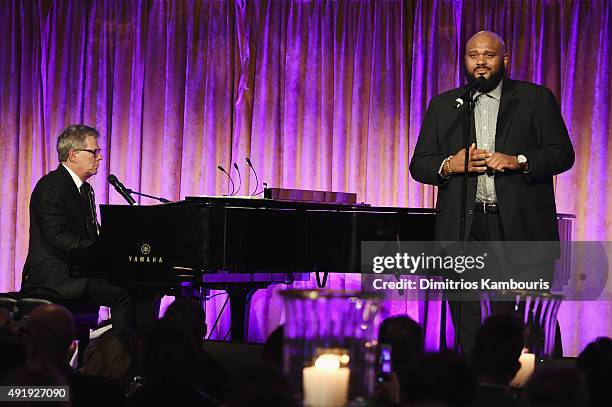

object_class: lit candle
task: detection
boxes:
[511,349,535,387]
[303,353,350,407]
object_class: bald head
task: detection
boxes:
[25,304,75,363]
[466,31,507,55]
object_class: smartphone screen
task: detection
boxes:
[376,343,392,383]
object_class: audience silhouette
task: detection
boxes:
[0,301,609,407]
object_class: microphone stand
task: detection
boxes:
[454,90,477,352]
[125,189,172,203]
[459,95,475,250]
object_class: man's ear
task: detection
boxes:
[67,149,77,162]
[503,54,509,69]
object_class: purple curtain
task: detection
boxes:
[1,0,611,355]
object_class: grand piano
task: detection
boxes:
[71,189,573,341]
[70,190,436,340]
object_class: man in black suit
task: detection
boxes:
[21,124,135,329]
[409,31,574,351]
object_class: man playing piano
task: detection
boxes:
[21,125,136,329]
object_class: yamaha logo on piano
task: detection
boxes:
[128,243,163,263]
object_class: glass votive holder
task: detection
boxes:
[280,289,382,404]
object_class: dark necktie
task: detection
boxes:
[80,182,99,240]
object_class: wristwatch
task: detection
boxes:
[517,154,528,170]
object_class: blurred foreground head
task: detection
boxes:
[576,336,612,407]
[24,304,75,364]
[472,313,524,385]
[402,351,476,407]
[378,315,424,369]
[81,328,140,389]
[225,363,298,407]
[163,297,206,342]
[524,366,588,407]
[140,318,202,388]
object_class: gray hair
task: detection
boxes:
[56,124,99,162]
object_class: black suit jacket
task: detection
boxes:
[21,165,95,299]
[409,79,574,244]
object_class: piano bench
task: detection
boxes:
[15,296,100,367]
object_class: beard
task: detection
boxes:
[464,62,505,93]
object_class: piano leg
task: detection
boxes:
[226,286,253,342]
[202,275,308,342]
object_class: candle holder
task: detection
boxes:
[280,289,382,404]
[479,290,564,358]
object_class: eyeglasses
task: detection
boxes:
[75,148,102,157]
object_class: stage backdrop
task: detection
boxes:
[1,0,611,355]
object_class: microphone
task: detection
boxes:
[453,76,486,109]
[217,165,235,196]
[245,157,259,196]
[107,174,136,205]
[232,163,242,196]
